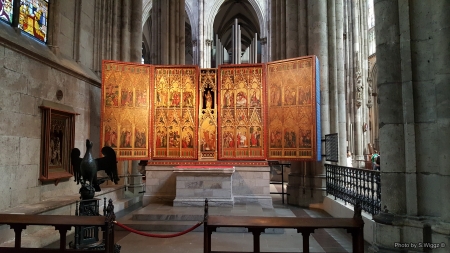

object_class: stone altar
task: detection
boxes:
[143,163,273,209]
[173,166,234,207]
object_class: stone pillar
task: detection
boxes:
[128,160,144,194]
[73,0,81,63]
[280,0,286,59]
[151,0,185,65]
[120,0,130,62]
[286,0,298,58]
[336,0,347,166]
[298,0,307,56]
[290,0,328,206]
[275,0,281,60]
[111,0,120,60]
[328,0,338,136]
[178,0,185,65]
[371,0,407,250]
[308,0,329,142]
[371,0,450,252]
[270,0,276,61]
[198,0,205,67]
[352,0,363,167]
[47,0,60,55]
[130,0,142,63]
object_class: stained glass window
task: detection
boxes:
[0,0,14,23]
[18,0,49,42]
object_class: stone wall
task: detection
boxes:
[0,0,100,211]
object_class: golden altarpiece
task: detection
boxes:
[100,56,321,163]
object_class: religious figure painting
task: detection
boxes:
[101,61,151,160]
[218,64,266,160]
[266,56,319,160]
[152,66,198,159]
[135,89,148,107]
[198,69,218,160]
[105,84,119,107]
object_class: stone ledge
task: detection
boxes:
[173,165,235,174]
[173,198,234,207]
[0,185,125,215]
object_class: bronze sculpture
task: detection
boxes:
[71,139,120,195]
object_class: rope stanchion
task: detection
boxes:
[113,220,203,238]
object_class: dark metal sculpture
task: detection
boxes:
[70,139,120,194]
[81,139,97,187]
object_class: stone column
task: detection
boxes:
[270,0,276,61]
[352,0,363,167]
[120,0,130,62]
[198,0,205,67]
[111,0,120,60]
[328,0,338,136]
[371,0,406,250]
[127,160,144,194]
[286,0,298,58]
[280,0,286,59]
[308,0,329,141]
[151,0,185,65]
[275,0,281,60]
[371,0,450,252]
[47,0,60,55]
[298,0,307,56]
[130,0,142,63]
[179,0,185,65]
[73,0,81,63]
[433,0,450,248]
[336,0,347,166]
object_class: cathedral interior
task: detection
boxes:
[0,0,449,252]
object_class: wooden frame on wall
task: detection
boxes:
[39,101,78,185]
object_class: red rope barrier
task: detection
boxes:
[113,220,203,238]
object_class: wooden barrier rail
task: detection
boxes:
[203,200,364,253]
[0,210,116,253]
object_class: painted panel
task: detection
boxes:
[199,69,218,160]
[101,61,151,160]
[152,66,199,160]
[218,64,266,160]
[266,56,319,161]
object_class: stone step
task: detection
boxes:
[117,213,284,234]
[116,219,284,234]
[132,213,204,221]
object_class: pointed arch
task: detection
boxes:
[205,0,266,41]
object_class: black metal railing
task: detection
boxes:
[325,164,381,215]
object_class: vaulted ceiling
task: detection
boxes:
[213,0,260,53]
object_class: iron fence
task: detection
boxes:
[325,164,381,215]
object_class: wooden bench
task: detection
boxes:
[0,199,117,253]
[203,199,364,253]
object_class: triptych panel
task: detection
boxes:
[218,64,266,160]
[101,61,151,160]
[100,58,320,162]
[198,69,218,160]
[266,56,319,161]
[152,66,199,160]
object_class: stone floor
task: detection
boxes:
[44,184,371,252]
[110,184,371,253]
